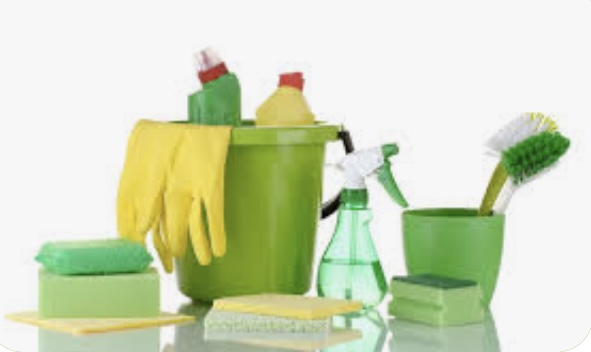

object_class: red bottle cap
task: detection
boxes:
[279,72,304,91]
[198,62,229,84]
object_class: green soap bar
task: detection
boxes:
[391,275,483,307]
[39,268,160,318]
[388,275,484,326]
[39,327,160,352]
[36,238,153,275]
[388,298,484,326]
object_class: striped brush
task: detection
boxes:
[478,119,570,216]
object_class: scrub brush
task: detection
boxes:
[486,112,557,156]
[478,130,570,215]
[478,113,559,216]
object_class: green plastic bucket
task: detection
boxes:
[176,122,345,302]
[402,208,505,306]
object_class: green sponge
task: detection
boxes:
[39,268,160,318]
[35,238,153,275]
[389,275,484,326]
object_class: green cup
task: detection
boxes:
[402,208,505,306]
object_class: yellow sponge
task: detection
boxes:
[212,294,363,320]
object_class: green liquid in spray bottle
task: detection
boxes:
[317,145,408,308]
[317,195,388,308]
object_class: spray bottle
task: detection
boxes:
[317,144,408,308]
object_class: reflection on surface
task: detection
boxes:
[322,309,387,352]
[38,327,160,352]
[176,303,362,352]
[388,310,501,352]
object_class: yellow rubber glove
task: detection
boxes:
[162,125,232,266]
[117,120,183,244]
[149,220,172,273]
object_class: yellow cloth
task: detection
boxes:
[5,311,194,335]
[117,120,232,272]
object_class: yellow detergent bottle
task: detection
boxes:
[255,72,315,126]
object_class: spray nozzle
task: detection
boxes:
[341,143,408,208]
[377,144,408,208]
[382,144,399,158]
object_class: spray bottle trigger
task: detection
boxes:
[382,144,399,158]
[377,160,409,208]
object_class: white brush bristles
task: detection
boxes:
[486,113,557,157]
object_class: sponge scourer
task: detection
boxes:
[204,309,331,334]
[213,294,363,320]
[39,268,160,318]
[35,238,153,275]
[204,294,362,336]
[389,275,484,326]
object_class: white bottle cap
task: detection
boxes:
[195,47,223,72]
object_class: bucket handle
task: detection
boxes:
[321,129,355,219]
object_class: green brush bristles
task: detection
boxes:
[502,132,570,184]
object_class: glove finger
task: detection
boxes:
[117,121,151,242]
[152,218,174,273]
[123,120,182,245]
[203,177,226,258]
[164,191,191,258]
[189,199,212,266]
[138,190,165,241]
[117,196,141,242]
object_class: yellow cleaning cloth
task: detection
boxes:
[213,294,363,320]
[117,120,231,271]
[5,311,194,335]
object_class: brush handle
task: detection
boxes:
[492,180,517,214]
[478,163,509,216]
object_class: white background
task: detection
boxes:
[1,0,590,351]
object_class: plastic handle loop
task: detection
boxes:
[321,130,355,219]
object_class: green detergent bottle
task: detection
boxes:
[317,144,408,308]
[188,47,241,126]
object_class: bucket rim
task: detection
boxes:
[232,120,341,145]
[172,120,342,145]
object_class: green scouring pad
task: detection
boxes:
[389,275,485,326]
[35,238,153,275]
